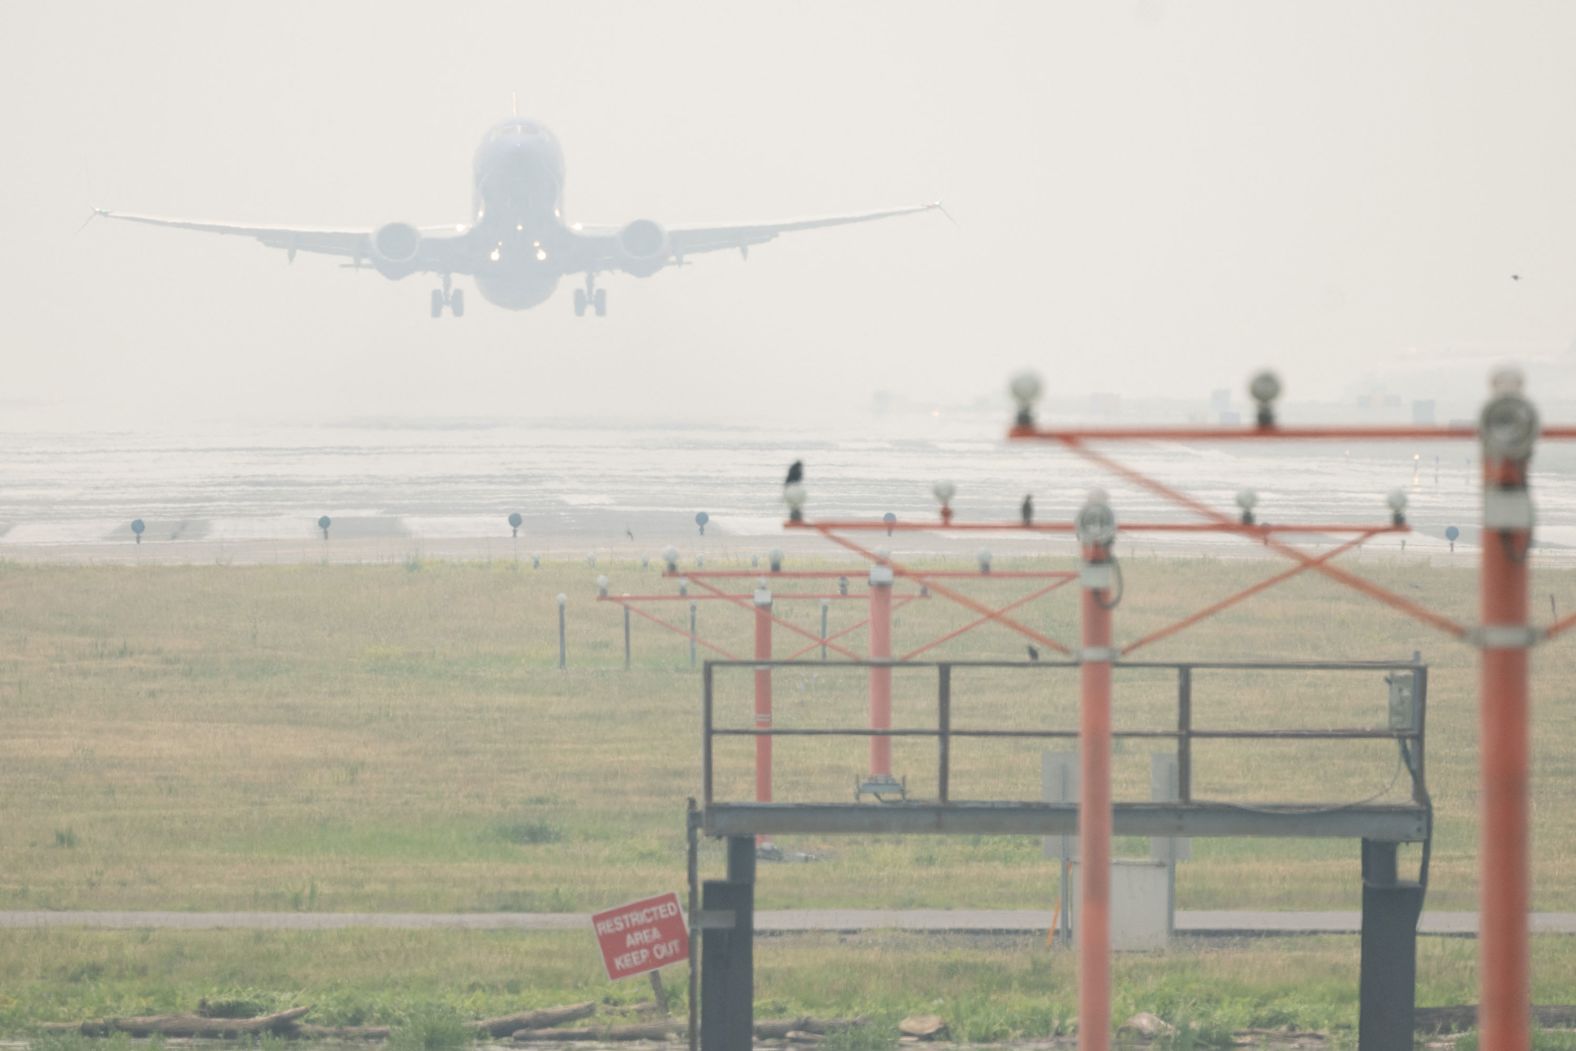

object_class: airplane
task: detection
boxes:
[93,117,942,318]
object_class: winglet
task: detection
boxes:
[74,208,107,237]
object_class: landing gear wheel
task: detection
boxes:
[593,288,607,317]
[430,289,444,319]
[574,289,588,317]
[450,289,465,318]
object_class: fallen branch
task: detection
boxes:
[1416,1005,1576,1033]
[473,1003,597,1037]
[43,1006,313,1039]
[514,1022,683,1042]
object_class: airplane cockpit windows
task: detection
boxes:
[490,122,539,141]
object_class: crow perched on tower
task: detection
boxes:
[785,460,804,486]
[1026,644,1040,662]
[1021,494,1034,526]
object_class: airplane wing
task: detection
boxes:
[666,202,944,256]
[90,209,473,272]
[566,202,943,272]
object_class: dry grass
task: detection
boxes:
[0,554,1573,916]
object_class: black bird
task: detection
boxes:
[626,527,635,541]
[1021,494,1034,526]
[785,460,804,485]
[1026,644,1040,662]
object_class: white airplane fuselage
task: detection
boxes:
[467,119,569,310]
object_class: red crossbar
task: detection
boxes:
[816,528,1073,656]
[688,577,864,660]
[1064,440,1470,641]
[899,577,1074,662]
[607,598,742,660]
[1120,531,1380,656]
[788,519,1401,535]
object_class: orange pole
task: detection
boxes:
[869,564,894,779]
[1480,451,1532,1051]
[754,586,774,848]
[1078,538,1113,1051]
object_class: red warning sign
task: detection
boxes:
[591,892,689,980]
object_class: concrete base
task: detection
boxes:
[1066,860,1172,950]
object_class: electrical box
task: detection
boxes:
[1387,671,1418,733]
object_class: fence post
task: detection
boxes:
[754,585,774,847]
[820,598,830,662]
[937,664,951,803]
[623,605,632,670]
[689,601,698,669]
[867,563,895,785]
[556,594,567,670]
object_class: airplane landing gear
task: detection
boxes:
[575,274,607,317]
[431,275,463,318]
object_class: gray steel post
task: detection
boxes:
[689,602,698,669]
[700,837,756,1051]
[1358,839,1422,1051]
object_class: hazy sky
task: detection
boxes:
[3,1,1575,429]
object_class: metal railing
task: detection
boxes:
[701,657,1428,808]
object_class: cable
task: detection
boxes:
[1207,749,1405,817]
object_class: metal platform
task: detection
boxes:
[690,657,1433,1051]
[702,800,1429,841]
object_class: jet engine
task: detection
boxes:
[616,219,670,277]
[369,221,423,277]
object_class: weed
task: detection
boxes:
[52,829,77,849]
[494,820,563,845]
[388,1005,470,1051]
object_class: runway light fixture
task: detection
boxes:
[556,592,567,608]
[784,482,808,522]
[1249,370,1283,428]
[838,575,849,596]
[883,512,897,536]
[769,548,784,573]
[695,511,710,536]
[131,519,145,544]
[933,480,957,523]
[508,511,523,538]
[1481,368,1539,463]
[662,546,680,573]
[1236,489,1258,526]
[1010,371,1043,428]
[318,515,332,540]
[977,548,992,574]
[1386,488,1409,527]
[1075,488,1118,548]
[596,575,609,598]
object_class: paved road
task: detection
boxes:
[2,909,1574,935]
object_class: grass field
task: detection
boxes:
[1,553,1575,1036]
